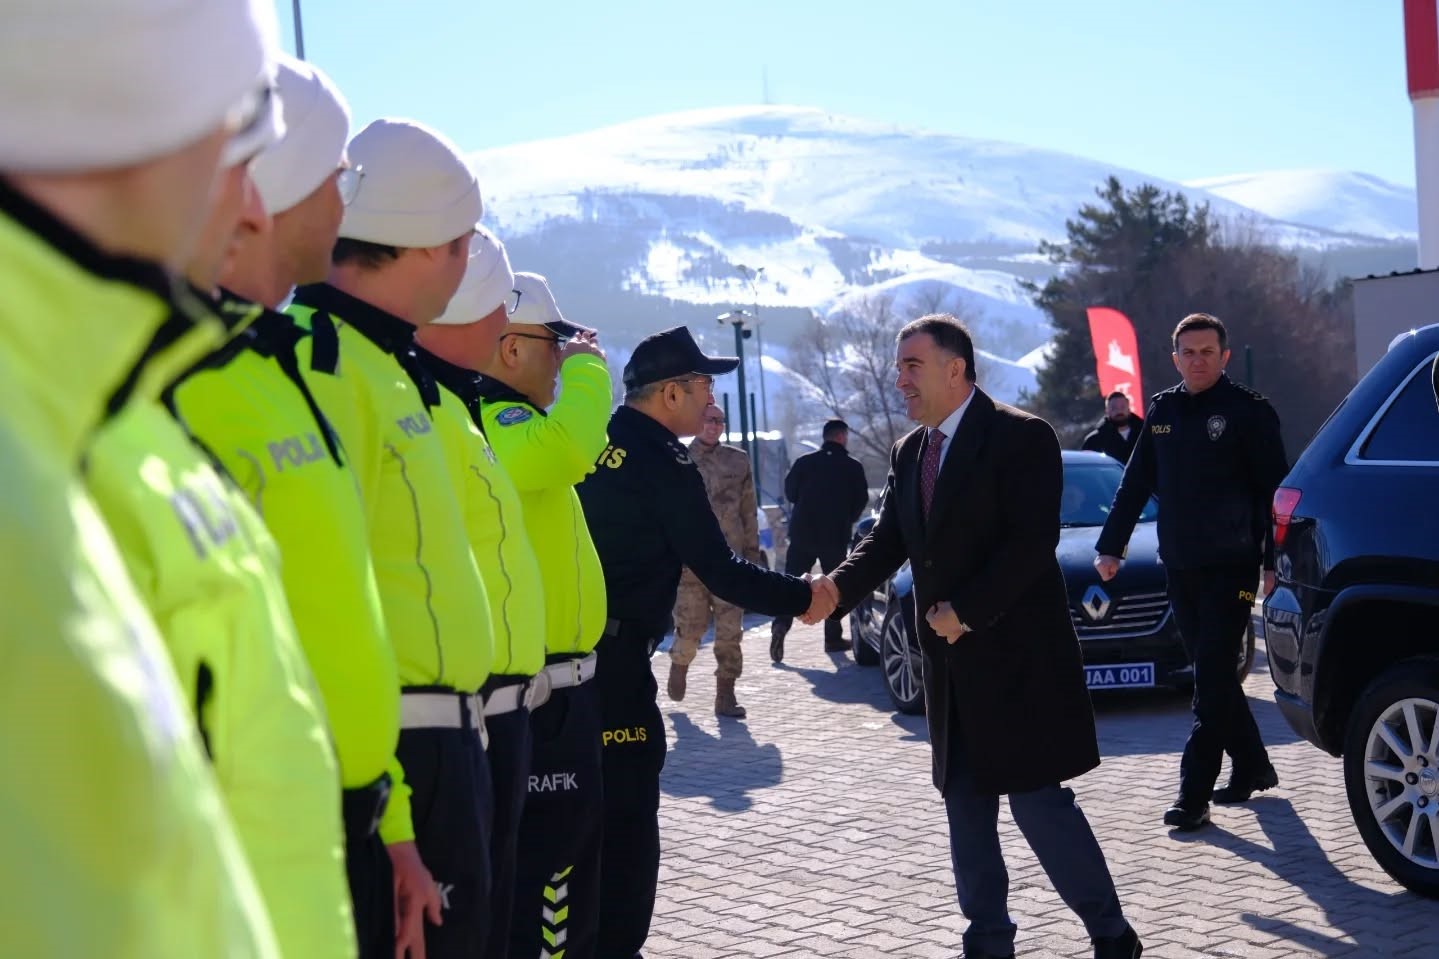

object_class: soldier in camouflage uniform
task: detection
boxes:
[667,405,761,718]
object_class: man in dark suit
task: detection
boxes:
[1081,392,1144,463]
[770,418,870,661]
[806,314,1141,959]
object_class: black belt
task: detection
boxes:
[342,772,391,844]
[603,617,663,655]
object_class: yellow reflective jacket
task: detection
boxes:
[421,349,546,678]
[0,179,279,957]
[172,294,402,795]
[474,354,610,655]
[288,284,494,694]
[289,285,493,846]
[85,301,354,958]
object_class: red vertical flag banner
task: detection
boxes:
[1086,307,1144,416]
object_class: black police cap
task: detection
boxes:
[623,326,739,390]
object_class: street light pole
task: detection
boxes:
[717,310,753,460]
[736,264,769,431]
[292,0,307,57]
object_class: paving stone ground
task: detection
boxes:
[644,619,1439,958]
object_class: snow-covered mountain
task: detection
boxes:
[472,106,1417,412]
[1185,169,1417,241]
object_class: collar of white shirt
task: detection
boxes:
[931,387,975,466]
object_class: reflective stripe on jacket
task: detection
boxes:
[475,354,610,655]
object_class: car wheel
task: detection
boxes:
[848,590,883,667]
[1237,620,1257,681]
[881,601,924,715]
[1341,656,1439,899]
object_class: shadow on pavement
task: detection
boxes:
[1170,796,1439,954]
[888,709,929,743]
[1090,646,1302,758]
[659,711,782,814]
[769,656,894,711]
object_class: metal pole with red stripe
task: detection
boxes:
[1404,0,1439,268]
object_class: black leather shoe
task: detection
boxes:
[961,950,1014,959]
[1163,801,1211,831]
[769,631,785,664]
[823,634,848,653]
[1212,764,1279,804]
[1093,924,1143,959]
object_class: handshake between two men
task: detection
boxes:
[797,575,971,643]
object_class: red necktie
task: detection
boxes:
[921,427,946,517]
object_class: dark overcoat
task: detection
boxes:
[831,390,1100,795]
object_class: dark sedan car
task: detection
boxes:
[849,450,1255,713]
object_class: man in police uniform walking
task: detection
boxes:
[667,404,763,718]
[577,326,819,958]
[1095,313,1289,832]
[474,271,610,958]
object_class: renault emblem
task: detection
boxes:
[1081,584,1111,621]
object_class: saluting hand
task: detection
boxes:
[387,840,443,959]
[926,601,967,643]
[560,330,605,362]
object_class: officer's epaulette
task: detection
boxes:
[1229,379,1270,403]
[1148,384,1183,406]
[666,438,694,466]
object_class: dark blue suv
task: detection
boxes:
[1263,324,1439,898]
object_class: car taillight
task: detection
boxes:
[1273,487,1302,549]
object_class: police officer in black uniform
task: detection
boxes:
[577,326,815,958]
[1095,312,1290,832]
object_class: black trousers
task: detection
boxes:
[481,677,533,959]
[395,717,494,959]
[343,775,395,959]
[510,665,604,959]
[595,634,667,959]
[1167,565,1270,803]
[772,539,846,641]
[942,694,1127,956]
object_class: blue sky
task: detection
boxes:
[276,0,1415,185]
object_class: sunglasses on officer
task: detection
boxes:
[667,374,715,395]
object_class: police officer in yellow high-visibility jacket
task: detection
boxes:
[0,3,282,941]
[169,54,404,959]
[474,271,611,959]
[416,228,548,959]
[289,117,499,959]
[85,105,356,959]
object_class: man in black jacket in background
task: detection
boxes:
[770,419,869,661]
[1082,392,1144,463]
[1096,313,1289,833]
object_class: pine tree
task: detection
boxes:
[1027,177,1355,453]
[1026,177,1212,443]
